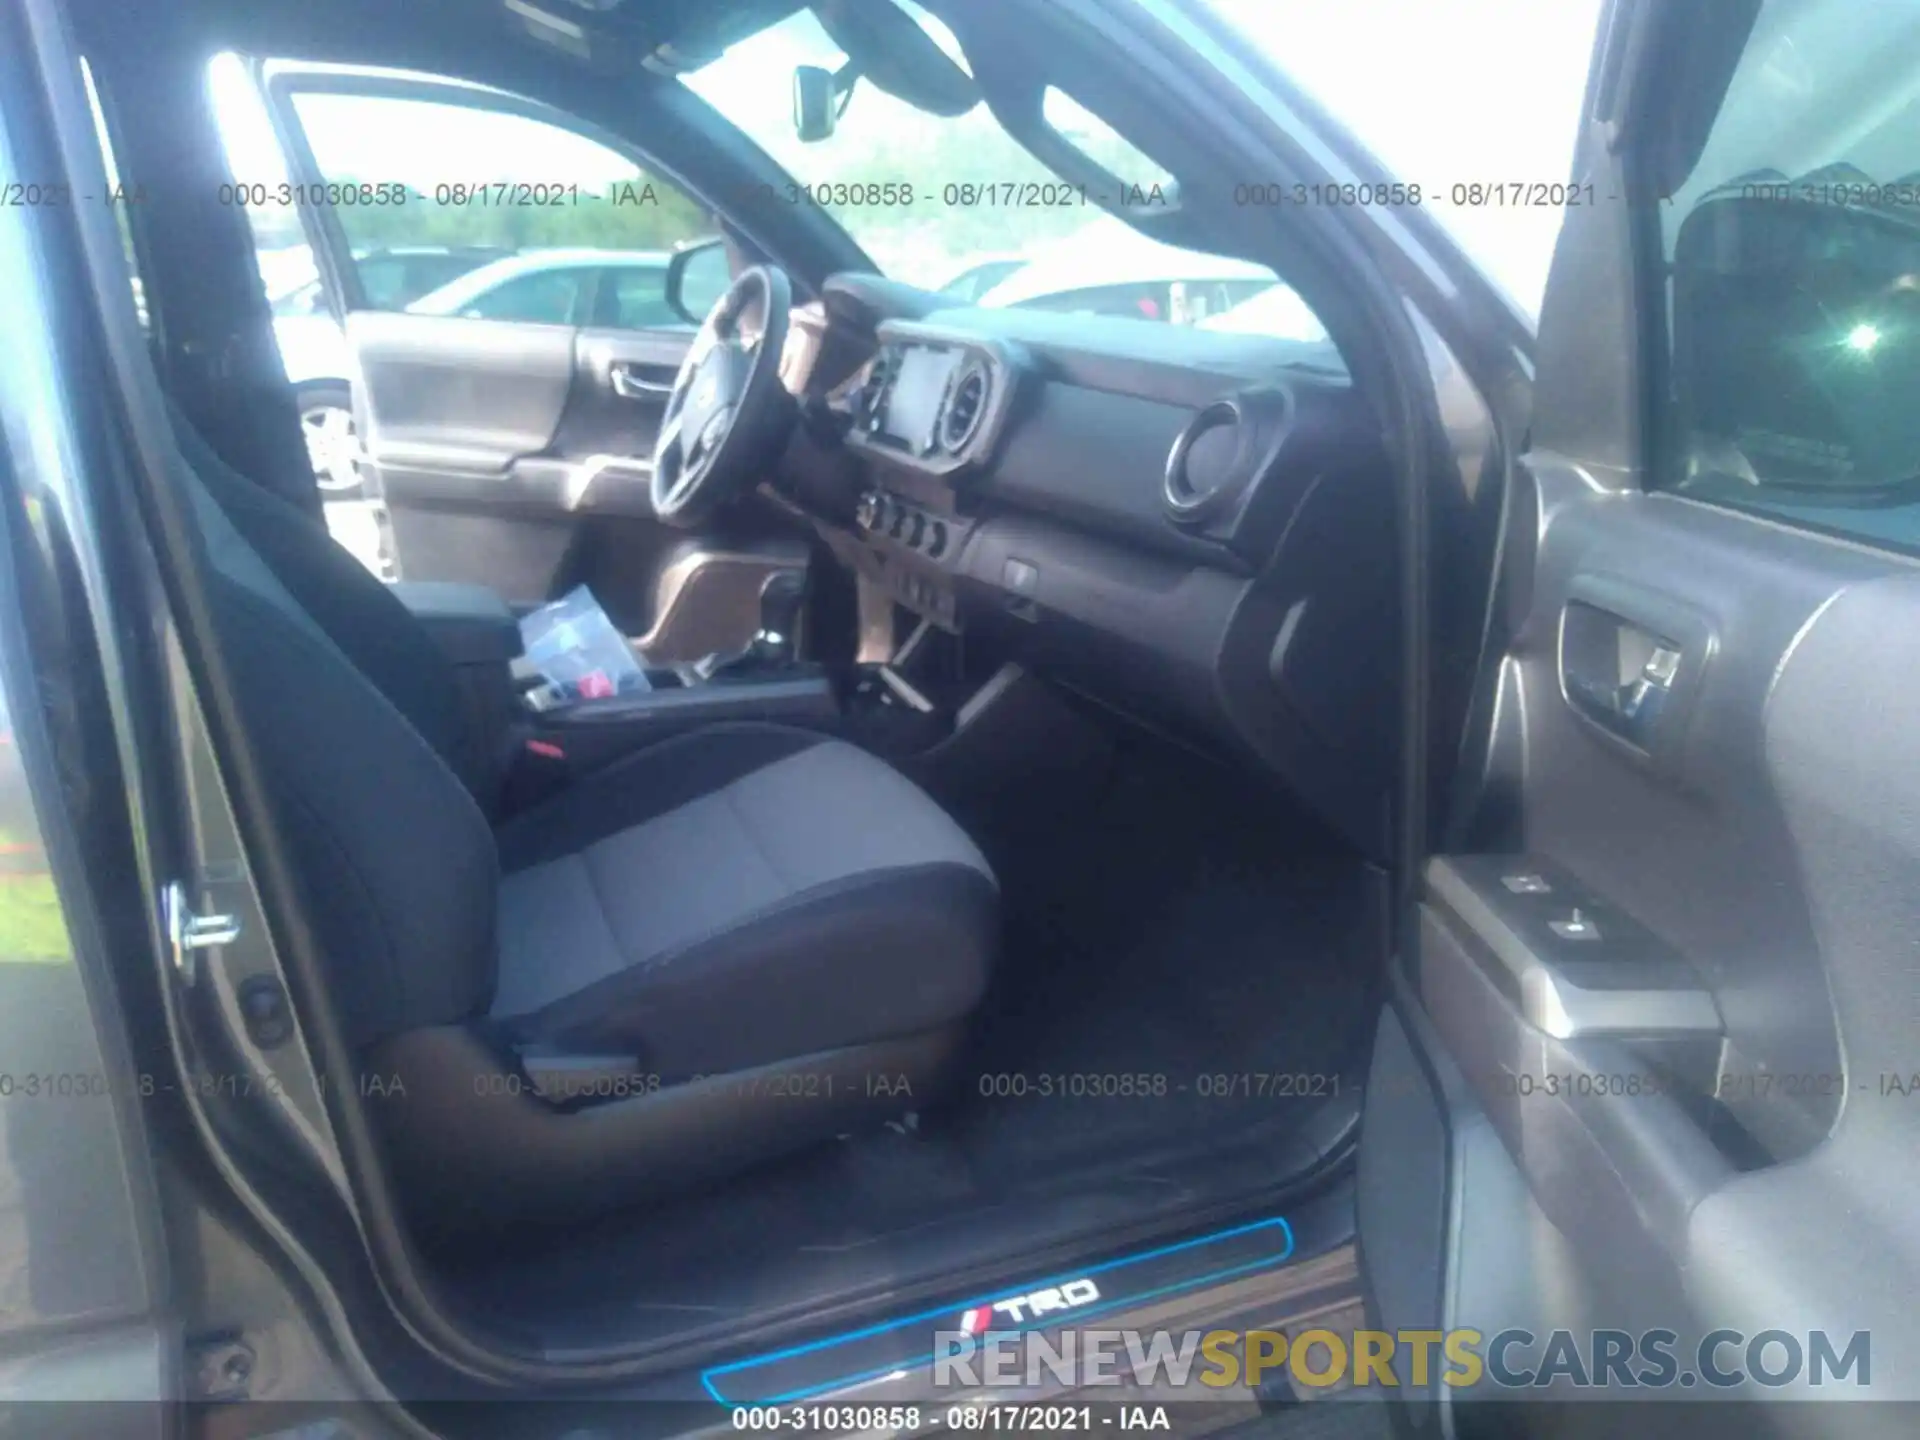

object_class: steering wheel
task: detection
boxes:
[650,264,794,527]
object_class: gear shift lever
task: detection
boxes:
[754,570,807,664]
[692,570,808,681]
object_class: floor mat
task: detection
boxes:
[949,737,1382,1173]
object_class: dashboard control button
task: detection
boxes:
[855,492,882,530]
[905,512,927,548]
[927,521,948,558]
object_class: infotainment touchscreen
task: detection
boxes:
[881,344,960,450]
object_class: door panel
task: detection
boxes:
[1359,0,1920,1427]
[1500,481,1869,1157]
[349,312,693,605]
[561,327,695,468]
[349,311,577,474]
[1366,438,1920,1432]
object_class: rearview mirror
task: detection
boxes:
[793,65,847,143]
[666,237,732,325]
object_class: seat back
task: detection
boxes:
[174,440,500,1049]
[168,408,491,801]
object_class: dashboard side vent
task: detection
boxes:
[939,361,991,454]
[1164,399,1246,522]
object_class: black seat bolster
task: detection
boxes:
[171,404,488,800]
[184,458,501,1047]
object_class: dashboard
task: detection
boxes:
[774,274,1398,860]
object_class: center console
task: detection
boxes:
[517,569,840,774]
[393,576,840,814]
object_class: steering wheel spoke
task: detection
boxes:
[685,317,720,369]
[652,406,684,463]
[663,459,702,509]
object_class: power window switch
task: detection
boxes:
[1548,909,1602,942]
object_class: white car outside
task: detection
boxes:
[1195,282,1331,343]
[975,215,1279,325]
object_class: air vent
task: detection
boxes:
[860,349,898,431]
[1164,399,1246,522]
[939,362,990,454]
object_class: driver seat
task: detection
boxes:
[167,414,999,1240]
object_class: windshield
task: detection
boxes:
[685,5,1136,290]
[1201,0,1602,320]
[683,4,1325,341]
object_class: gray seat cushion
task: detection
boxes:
[490,724,998,1076]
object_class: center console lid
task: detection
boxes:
[391,581,522,666]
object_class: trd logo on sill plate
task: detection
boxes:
[959,1278,1101,1334]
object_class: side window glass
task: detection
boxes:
[604,264,678,329]
[1655,0,1920,553]
[265,86,713,321]
[355,255,416,311]
[435,267,594,324]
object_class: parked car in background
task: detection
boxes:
[937,252,1026,302]
[270,243,514,318]
[401,246,677,326]
[1197,279,1333,343]
[975,214,1274,322]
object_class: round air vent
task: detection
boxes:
[1164,399,1247,522]
[939,361,991,454]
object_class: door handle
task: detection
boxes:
[1618,643,1682,723]
[1559,584,1711,760]
[1567,637,1682,728]
[609,363,674,399]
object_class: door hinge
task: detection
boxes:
[165,879,241,978]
